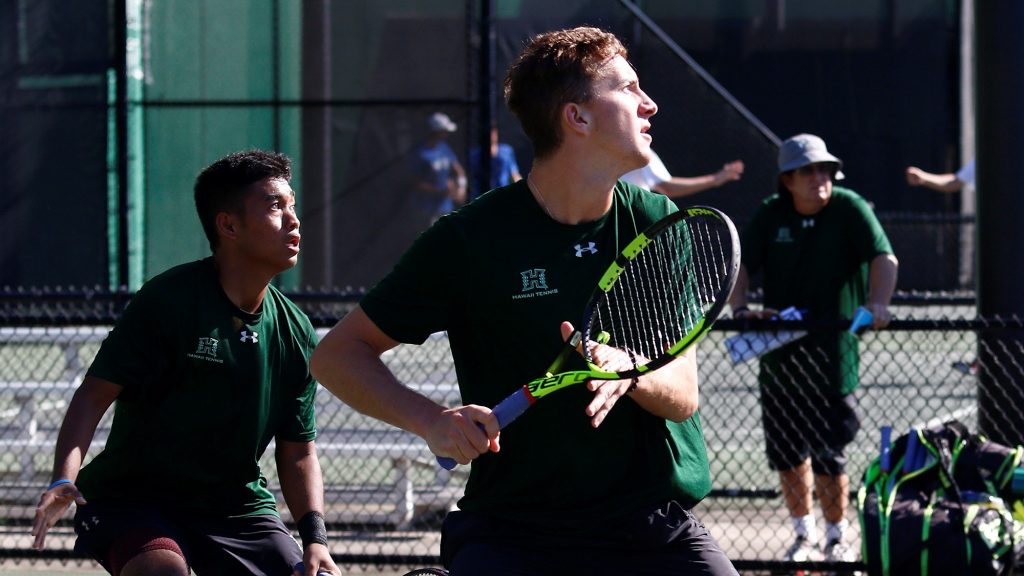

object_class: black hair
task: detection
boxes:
[193,150,292,251]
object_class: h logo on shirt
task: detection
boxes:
[520,269,548,292]
[195,337,219,357]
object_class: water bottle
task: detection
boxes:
[1012,467,1024,496]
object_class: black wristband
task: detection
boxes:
[298,511,328,548]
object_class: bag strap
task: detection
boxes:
[926,428,965,502]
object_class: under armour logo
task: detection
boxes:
[802,219,815,228]
[80,515,100,532]
[574,242,597,257]
[240,330,259,344]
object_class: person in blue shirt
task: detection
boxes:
[468,124,522,198]
[411,112,468,227]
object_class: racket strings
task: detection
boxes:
[588,214,733,372]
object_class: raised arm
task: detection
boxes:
[654,160,744,198]
[310,306,499,467]
[905,166,964,193]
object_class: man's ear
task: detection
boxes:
[215,211,239,242]
[562,102,591,136]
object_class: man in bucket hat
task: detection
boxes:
[728,133,899,565]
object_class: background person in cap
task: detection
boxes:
[409,111,468,230]
[728,133,898,565]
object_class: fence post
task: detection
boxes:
[975,1,1024,447]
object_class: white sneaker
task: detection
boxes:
[783,535,823,562]
[823,538,856,562]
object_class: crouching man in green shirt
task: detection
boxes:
[32,150,339,576]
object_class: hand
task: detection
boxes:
[425,404,500,467]
[295,544,341,576]
[865,303,892,329]
[449,176,468,205]
[905,166,924,186]
[560,322,642,428]
[717,160,744,184]
[32,481,87,550]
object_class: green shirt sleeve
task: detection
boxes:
[846,191,893,259]
[87,283,164,390]
[361,217,468,344]
[275,309,319,443]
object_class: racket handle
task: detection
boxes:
[879,425,892,472]
[435,386,533,470]
[436,456,458,470]
[849,306,874,334]
[294,562,331,576]
[903,428,920,473]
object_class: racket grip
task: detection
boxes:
[435,387,533,470]
[491,386,531,428]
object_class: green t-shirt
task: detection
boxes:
[78,258,318,516]
[741,186,893,394]
[361,180,712,528]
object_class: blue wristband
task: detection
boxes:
[47,479,72,491]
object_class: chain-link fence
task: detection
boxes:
[2,294,1022,574]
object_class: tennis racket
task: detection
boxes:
[436,205,741,470]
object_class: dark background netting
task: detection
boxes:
[1,0,969,293]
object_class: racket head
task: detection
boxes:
[580,205,740,377]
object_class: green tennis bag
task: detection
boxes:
[858,421,1024,576]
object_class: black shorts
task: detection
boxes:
[73,501,302,576]
[759,381,860,476]
[440,501,738,575]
